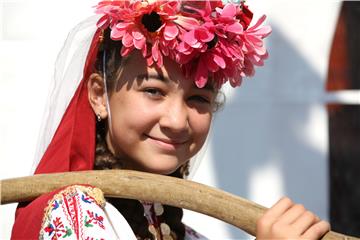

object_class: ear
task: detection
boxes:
[87,73,108,120]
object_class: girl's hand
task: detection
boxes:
[256,197,330,240]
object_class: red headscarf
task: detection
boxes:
[11,29,102,239]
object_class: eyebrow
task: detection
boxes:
[135,73,215,92]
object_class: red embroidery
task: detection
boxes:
[41,186,110,240]
[62,191,80,238]
[84,210,105,229]
[44,217,73,239]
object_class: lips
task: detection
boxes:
[145,134,188,150]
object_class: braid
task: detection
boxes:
[94,120,123,170]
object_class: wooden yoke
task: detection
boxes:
[0,170,358,240]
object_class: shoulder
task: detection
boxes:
[12,184,136,240]
[39,185,109,239]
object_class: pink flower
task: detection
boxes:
[96,0,186,67]
[178,2,248,87]
[182,0,223,12]
[241,15,272,68]
[215,4,244,34]
[95,1,130,29]
[94,0,271,89]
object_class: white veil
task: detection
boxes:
[31,15,101,173]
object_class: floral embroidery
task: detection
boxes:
[81,194,94,204]
[44,217,73,239]
[40,185,112,240]
[39,185,205,239]
[84,210,105,230]
[51,200,60,211]
[62,190,80,236]
[63,227,73,238]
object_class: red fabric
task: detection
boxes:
[11,29,102,239]
[11,188,64,239]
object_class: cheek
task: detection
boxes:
[109,96,158,136]
[190,111,212,142]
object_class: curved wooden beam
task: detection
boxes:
[0,170,358,240]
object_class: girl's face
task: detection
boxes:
[105,51,215,174]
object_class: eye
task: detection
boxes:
[143,88,164,98]
[188,95,211,104]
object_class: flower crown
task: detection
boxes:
[95,0,271,88]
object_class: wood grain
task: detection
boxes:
[0,170,357,240]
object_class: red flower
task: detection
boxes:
[237,4,253,30]
[241,15,272,67]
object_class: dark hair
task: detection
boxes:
[93,28,187,240]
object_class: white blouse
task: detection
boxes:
[39,185,207,240]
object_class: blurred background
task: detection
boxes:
[1,0,359,239]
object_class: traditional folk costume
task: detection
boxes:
[11,1,270,239]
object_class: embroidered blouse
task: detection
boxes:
[14,185,207,240]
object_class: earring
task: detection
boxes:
[97,113,102,122]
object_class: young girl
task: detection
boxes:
[11,0,330,239]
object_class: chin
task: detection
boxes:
[141,165,179,175]
[138,160,182,175]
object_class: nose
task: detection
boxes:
[159,99,189,133]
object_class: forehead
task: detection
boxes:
[117,50,215,92]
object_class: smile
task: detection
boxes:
[145,135,187,151]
